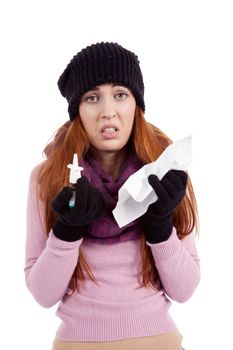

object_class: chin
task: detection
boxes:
[91,140,128,154]
[98,143,123,152]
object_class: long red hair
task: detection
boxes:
[37,106,199,293]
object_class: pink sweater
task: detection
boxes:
[24,166,201,341]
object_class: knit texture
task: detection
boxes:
[24,164,201,341]
[142,171,188,244]
[79,151,144,244]
[51,176,105,242]
[57,42,145,120]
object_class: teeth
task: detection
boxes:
[102,127,117,133]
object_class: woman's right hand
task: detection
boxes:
[51,176,105,242]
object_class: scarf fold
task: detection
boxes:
[79,151,144,244]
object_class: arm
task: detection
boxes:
[147,227,201,303]
[24,165,83,308]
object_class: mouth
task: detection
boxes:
[101,127,118,134]
[100,126,119,139]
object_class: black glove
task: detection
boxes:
[51,176,105,242]
[141,170,188,244]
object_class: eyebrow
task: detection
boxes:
[87,84,129,92]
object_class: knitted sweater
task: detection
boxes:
[24,166,201,342]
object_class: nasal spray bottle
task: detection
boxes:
[67,153,84,208]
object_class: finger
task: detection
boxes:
[172,170,188,186]
[164,170,187,191]
[82,188,105,223]
[74,175,89,186]
[73,177,90,213]
[148,174,170,201]
[51,187,73,213]
[73,176,90,194]
[160,176,179,199]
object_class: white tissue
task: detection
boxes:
[112,135,192,228]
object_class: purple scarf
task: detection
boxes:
[79,151,144,245]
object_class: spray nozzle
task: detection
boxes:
[67,153,84,184]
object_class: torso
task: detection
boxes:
[52,330,183,350]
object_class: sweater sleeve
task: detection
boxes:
[146,227,201,303]
[24,165,83,308]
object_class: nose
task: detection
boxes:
[99,97,116,119]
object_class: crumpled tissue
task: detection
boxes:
[112,135,192,228]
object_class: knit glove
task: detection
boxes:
[51,176,105,242]
[141,170,188,244]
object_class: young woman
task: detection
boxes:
[24,42,200,350]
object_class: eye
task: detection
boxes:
[86,95,99,103]
[115,92,128,100]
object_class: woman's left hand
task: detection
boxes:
[141,170,188,244]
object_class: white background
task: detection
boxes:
[0,1,232,349]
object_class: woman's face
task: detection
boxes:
[78,83,136,154]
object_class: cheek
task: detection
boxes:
[79,107,93,130]
[82,122,95,138]
[120,101,135,120]
[78,116,92,139]
[126,99,136,119]
[126,107,136,129]
[79,104,94,121]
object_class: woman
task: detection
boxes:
[24,42,200,350]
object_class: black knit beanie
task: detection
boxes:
[57,42,145,120]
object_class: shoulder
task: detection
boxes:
[28,160,46,186]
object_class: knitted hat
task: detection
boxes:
[57,42,145,120]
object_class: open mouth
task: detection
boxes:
[101,127,118,133]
